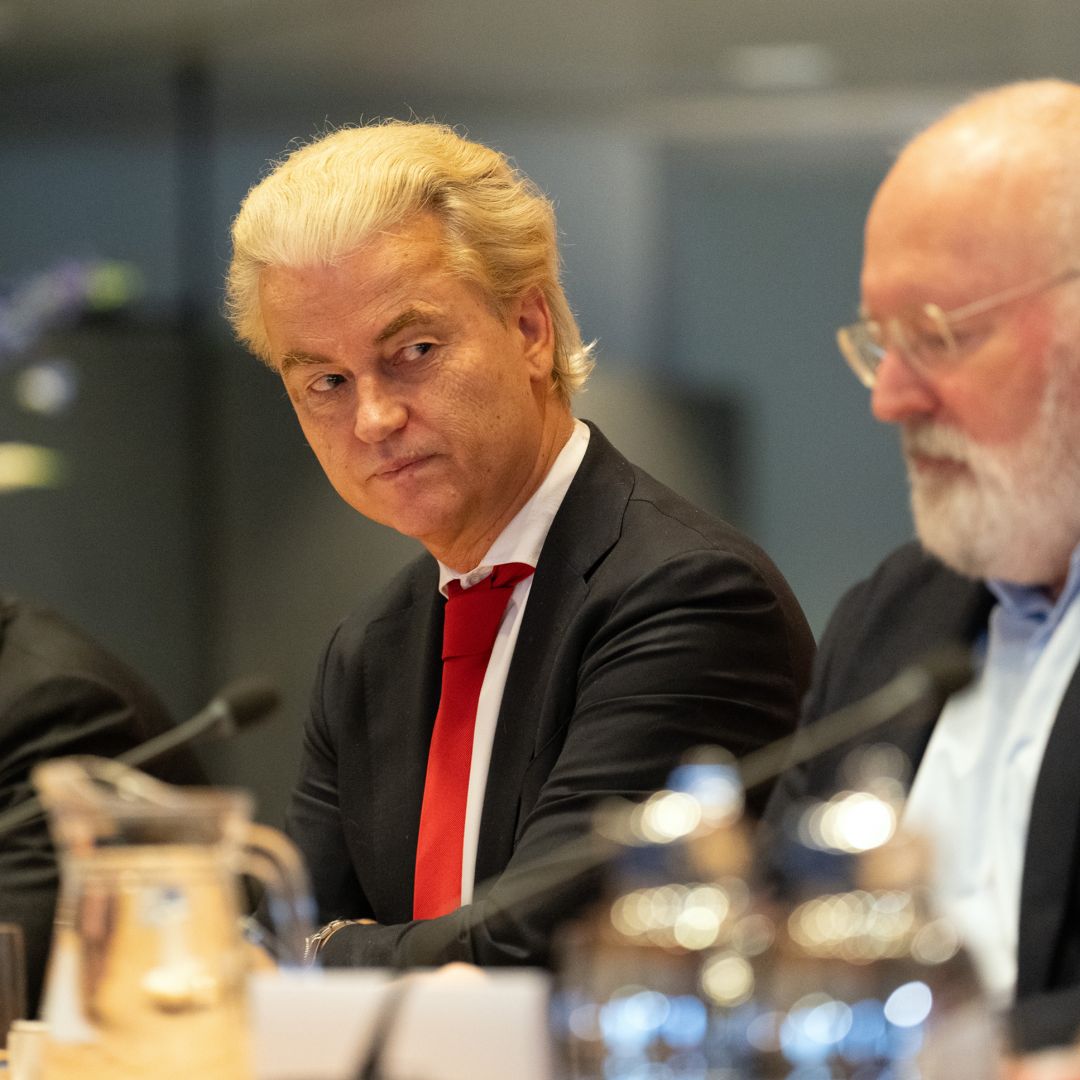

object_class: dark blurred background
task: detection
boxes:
[3,0,1077,824]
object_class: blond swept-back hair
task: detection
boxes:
[226,121,593,403]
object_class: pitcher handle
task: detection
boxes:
[244,822,317,967]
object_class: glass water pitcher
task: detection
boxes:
[32,755,314,1080]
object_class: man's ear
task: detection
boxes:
[514,287,555,382]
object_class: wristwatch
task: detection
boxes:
[303,918,372,964]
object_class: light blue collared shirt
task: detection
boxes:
[903,544,1080,1006]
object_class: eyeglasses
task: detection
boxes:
[836,266,1080,388]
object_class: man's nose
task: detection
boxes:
[353,378,408,443]
[870,347,938,425]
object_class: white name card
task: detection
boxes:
[250,966,553,1080]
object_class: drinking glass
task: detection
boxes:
[0,922,27,1049]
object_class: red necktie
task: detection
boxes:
[413,562,535,920]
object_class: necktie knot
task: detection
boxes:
[442,562,535,660]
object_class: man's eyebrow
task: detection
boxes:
[374,307,441,344]
[278,351,326,375]
[276,308,444,372]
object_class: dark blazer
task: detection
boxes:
[286,423,815,969]
[0,595,206,1014]
[764,541,1080,1053]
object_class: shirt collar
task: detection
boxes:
[987,541,1080,635]
[436,419,591,597]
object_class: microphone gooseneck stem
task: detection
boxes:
[738,643,973,792]
[114,699,229,770]
[738,668,935,792]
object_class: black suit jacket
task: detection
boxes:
[0,595,206,1014]
[764,541,1080,1052]
[286,423,815,969]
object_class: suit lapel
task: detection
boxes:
[361,572,443,919]
[474,424,633,882]
[1017,665,1080,995]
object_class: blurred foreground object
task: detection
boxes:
[1006,1044,1080,1080]
[0,923,26,1050]
[554,750,997,1078]
[6,1018,46,1080]
[31,756,313,1080]
[250,966,550,1080]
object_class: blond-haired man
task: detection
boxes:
[767,80,1080,1054]
[228,121,813,969]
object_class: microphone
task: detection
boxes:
[115,677,280,771]
[0,677,281,838]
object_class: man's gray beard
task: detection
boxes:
[903,358,1080,586]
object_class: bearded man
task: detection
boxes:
[765,79,1080,1056]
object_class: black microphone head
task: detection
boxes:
[919,643,975,702]
[214,678,282,735]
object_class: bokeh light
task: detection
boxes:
[700,953,754,1007]
[884,981,933,1028]
[637,791,702,844]
[0,442,66,491]
[14,357,80,415]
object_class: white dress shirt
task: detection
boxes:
[903,544,1080,1006]
[435,419,590,903]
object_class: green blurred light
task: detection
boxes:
[85,263,143,310]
